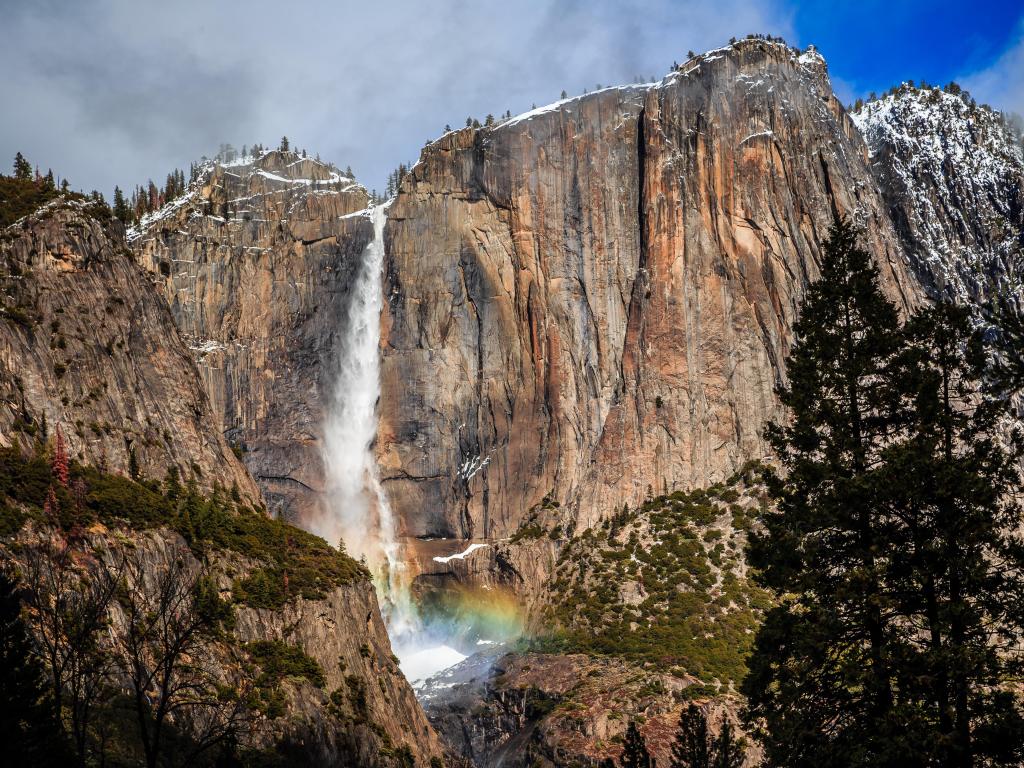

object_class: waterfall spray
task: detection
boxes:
[317,203,417,638]
[316,202,521,688]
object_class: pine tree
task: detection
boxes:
[711,722,744,768]
[889,302,1024,766]
[13,152,32,180]
[52,427,69,488]
[620,721,652,768]
[112,186,130,223]
[670,705,746,768]
[743,218,922,765]
[670,705,710,768]
[279,136,290,152]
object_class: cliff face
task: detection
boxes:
[420,652,755,768]
[5,523,441,767]
[380,39,922,546]
[0,200,257,497]
[853,86,1024,306]
[132,151,374,519]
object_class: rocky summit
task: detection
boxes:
[3,28,1024,768]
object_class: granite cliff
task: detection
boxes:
[131,151,374,520]
[0,199,440,768]
[104,34,1024,768]
[0,199,257,498]
[380,39,922,558]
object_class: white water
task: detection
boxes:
[316,204,505,688]
[316,203,417,638]
[399,644,468,686]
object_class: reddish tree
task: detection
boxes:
[52,426,69,488]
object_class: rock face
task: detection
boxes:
[0,200,257,497]
[379,39,922,545]
[853,85,1024,306]
[420,651,755,768]
[132,151,374,519]
[4,524,441,767]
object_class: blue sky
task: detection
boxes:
[1,0,1022,197]
[790,0,1024,104]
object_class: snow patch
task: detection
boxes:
[432,543,489,564]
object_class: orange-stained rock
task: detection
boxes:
[379,39,923,545]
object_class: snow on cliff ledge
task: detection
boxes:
[853,86,1024,304]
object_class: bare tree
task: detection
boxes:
[111,548,251,768]
[14,531,122,767]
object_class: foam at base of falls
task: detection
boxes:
[397,644,469,687]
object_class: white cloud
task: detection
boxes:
[0,0,794,195]
[962,21,1024,119]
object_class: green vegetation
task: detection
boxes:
[538,468,771,687]
[0,171,62,229]
[247,640,326,689]
[509,492,561,543]
[0,445,367,608]
[1,153,111,230]
[745,220,1024,766]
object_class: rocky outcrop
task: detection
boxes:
[228,550,442,764]
[0,200,257,497]
[852,85,1024,447]
[5,523,441,767]
[379,39,922,545]
[420,651,756,768]
[132,151,374,519]
[853,85,1024,307]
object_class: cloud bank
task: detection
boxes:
[0,0,793,195]
[962,20,1024,122]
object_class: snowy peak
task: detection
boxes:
[853,84,1024,305]
[427,36,834,150]
[853,85,1023,182]
[128,149,368,241]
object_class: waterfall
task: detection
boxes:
[316,202,518,688]
[317,203,417,638]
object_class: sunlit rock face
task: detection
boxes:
[378,38,922,549]
[132,151,374,520]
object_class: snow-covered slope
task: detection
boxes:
[853,85,1024,306]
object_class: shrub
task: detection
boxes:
[246,640,326,689]
[0,446,367,609]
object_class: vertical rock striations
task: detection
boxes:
[0,199,257,497]
[380,39,922,548]
[132,151,375,519]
